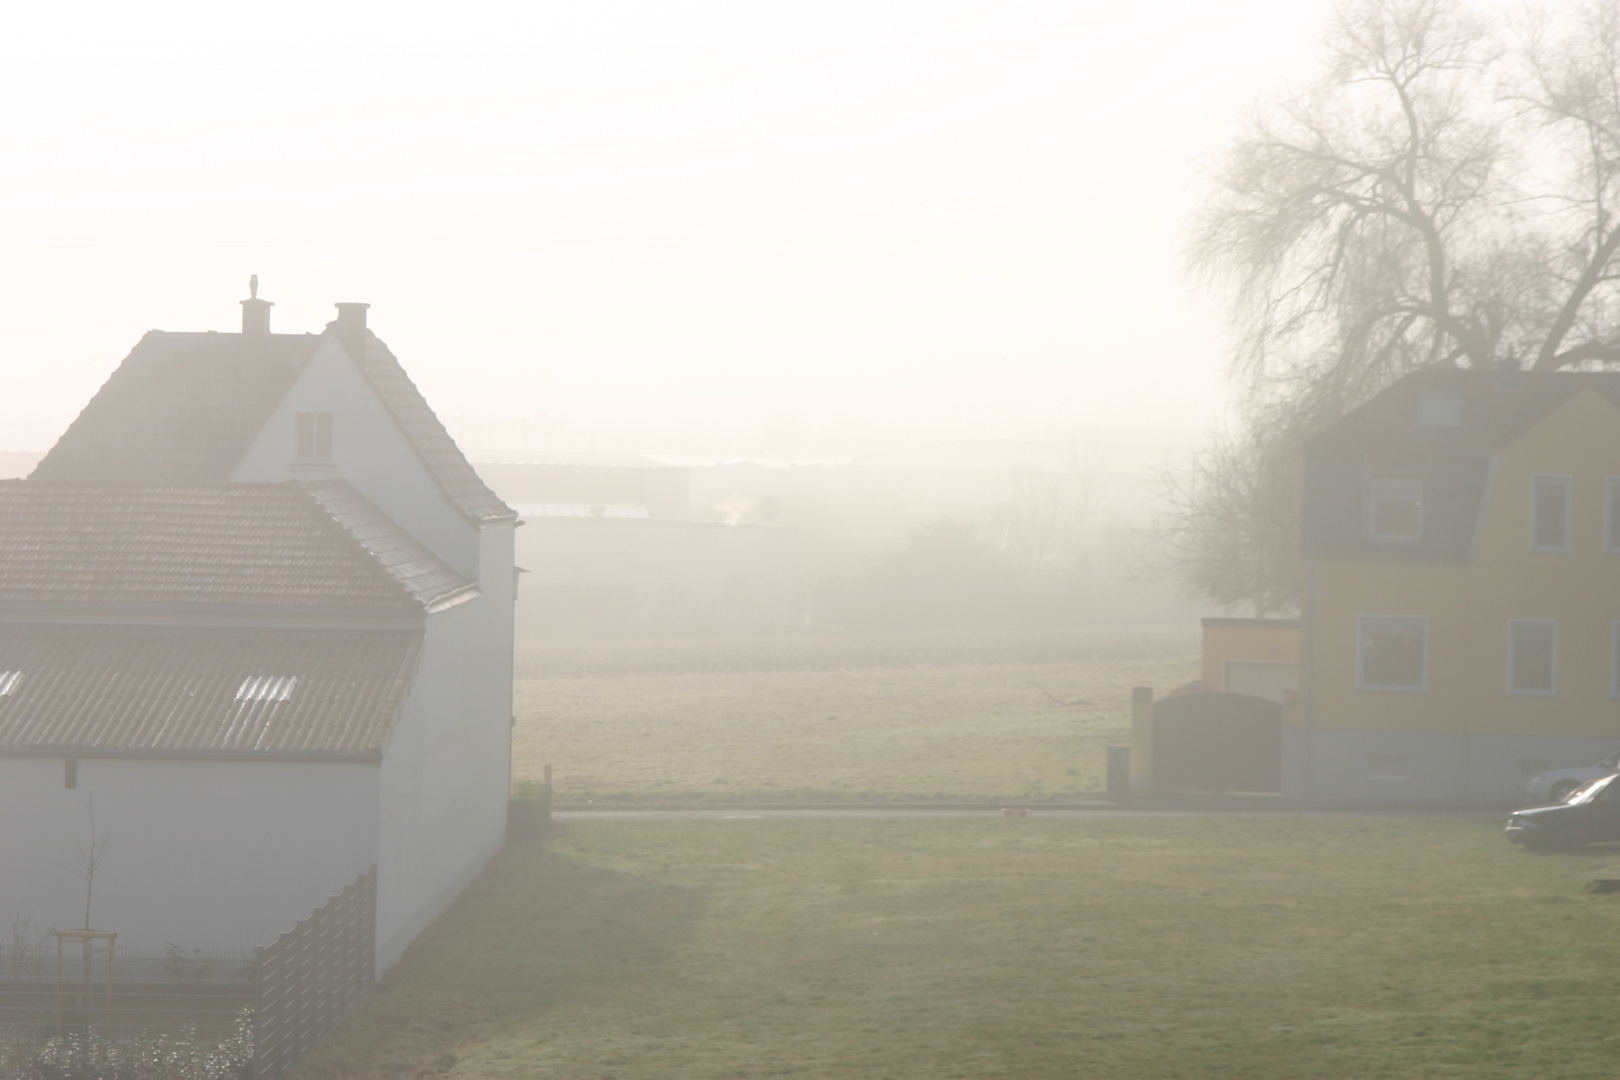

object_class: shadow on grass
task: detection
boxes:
[292,828,705,1080]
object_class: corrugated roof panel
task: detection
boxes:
[0,625,419,757]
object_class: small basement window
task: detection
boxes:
[1366,753,1410,782]
[237,675,297,702]
[1370,479,1423,540]
[0,670,22,696]
[296,412,333,462]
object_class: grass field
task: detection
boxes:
[512,654,1199,802]
[299,816,1620,1080]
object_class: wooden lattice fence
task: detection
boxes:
[253,866,376,1080]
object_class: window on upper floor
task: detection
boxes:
[1606,477,1620,554]
[1531,475,1571,551]
[1358,616,1427,692]
[296,412,333,463]
[1509,620,1556,695]
[1418,395,1462,427]
[1370,478,1423,540]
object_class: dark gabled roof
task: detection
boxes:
[301,479,478,610]
[0,480,476,611]
[1306,368,1620,458]
[356,334,516,525]
[0,624,420,759]
[33,332,319,483]
[31,325,516,526]
[1302,368,1620,562]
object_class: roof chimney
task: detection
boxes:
[332,302,370,358]
[240,274,273,336]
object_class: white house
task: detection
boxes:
[0,286,517,975]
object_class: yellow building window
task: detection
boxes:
[1358,616,1426,691]
[1508,620,1556,695]
[1370,478,1422,540]
[1531,475,1571,552]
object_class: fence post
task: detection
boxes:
[1105,746,1131,804]
[1129,686,1154,800]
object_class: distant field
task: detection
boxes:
[298,816,1620,1080]
[513,651,1199,802]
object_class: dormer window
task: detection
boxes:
[296,412,333,463]
[1531,475,1571,552]
[1370,478,1422,540]
[1418,395,1462,427]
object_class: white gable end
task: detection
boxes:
[231,335,479,575]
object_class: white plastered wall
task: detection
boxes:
[0,756,378,952]
[374,527,513,974]
[230,334,480,576]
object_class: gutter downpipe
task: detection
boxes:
[1302,558,1316,805]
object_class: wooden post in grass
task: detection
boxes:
[1129,686,1153,800]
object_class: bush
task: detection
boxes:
[0,1010,253,1080]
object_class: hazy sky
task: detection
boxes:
[0,0,1337,458]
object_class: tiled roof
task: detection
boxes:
[356,335,515,524]
[31,326,516,526]
[1303,369,1620,561]
[302,480,478,610]
[0,624,420,758]
[33,332,318,483]
[0,480,476,611]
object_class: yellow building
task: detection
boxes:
[1295,367,1620,803]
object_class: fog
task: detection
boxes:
[0,0,1333,457]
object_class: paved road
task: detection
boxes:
[555,806,1502,821]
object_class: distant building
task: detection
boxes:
[0,288,516,974]
[1196,368,1620,804]
[476,456,802,635]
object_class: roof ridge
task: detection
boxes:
[297,477,480,612]
[292,479,423,610]
[337,328,516,526]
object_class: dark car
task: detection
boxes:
[1506,773,1620,851]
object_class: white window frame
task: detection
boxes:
[1606,477,1620,554]
[296,412,334,463]
[1508,619,1557,696]
[1356,615,1428,692]
[1611,622,1620,698]
[1417,395,1462,427]
[1369,478,1423,541]
[1530,474,1572,552]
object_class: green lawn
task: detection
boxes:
[512,656,1199,802]
[298,816,1620,1080]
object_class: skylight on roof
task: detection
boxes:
[237,675,297,702]
[0,671,21,696]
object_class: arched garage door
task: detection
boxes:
[1152,691,1282,794]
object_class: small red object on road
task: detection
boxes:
[1001,808,1030,817]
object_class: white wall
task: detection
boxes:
[0,756,378,952]
[374,532,512,973]
[231,334,480,577]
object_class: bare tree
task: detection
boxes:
[71,795,112,931]
[1151,419,1303,616]
[1167,0,1620,610]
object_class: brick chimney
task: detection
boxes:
[240,274,273,336]
[332,302,370,358]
